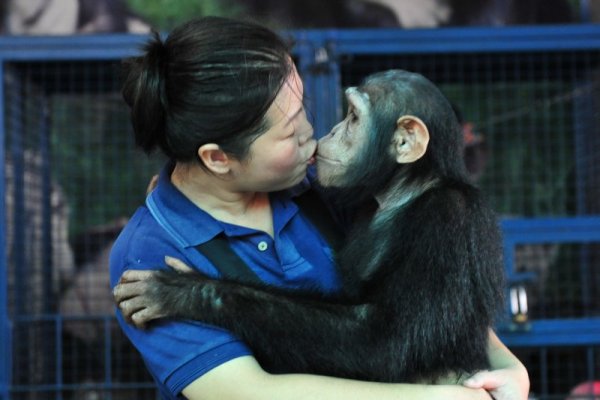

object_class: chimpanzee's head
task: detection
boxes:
[316,70,467,198]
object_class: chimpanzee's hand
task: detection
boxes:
[113,256,201,329]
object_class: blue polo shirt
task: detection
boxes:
[109,163,340,398]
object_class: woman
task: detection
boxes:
[110,16,528,400]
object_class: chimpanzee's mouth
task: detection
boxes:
[315,154,341,165]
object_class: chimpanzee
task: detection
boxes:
[114,70,505,384]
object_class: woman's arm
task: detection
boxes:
[183,356,492,400]
[463,330,530,400]
[115,260,529,393]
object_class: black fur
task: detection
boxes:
[146,70,505,383]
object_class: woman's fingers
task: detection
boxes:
[119,269,156,283]
[165,255,195,273]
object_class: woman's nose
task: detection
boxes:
[298,122,314,145]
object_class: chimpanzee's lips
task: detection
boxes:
[315,154,341,165]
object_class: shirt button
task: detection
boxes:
[257,241,268,251]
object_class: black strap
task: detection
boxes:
[194,189,344,284]
[195,236,263,284]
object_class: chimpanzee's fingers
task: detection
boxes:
[119,269,156,283]
[131,307,166,329]
[118,296,150,323]
[165,256,195,273]
[113,280,149,303]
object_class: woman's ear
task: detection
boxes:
[197,144,231,174]
[393,115,430,164]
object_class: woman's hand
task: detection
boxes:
[463,366,529,400]
[146,174,159,194]
[464,330,530,400]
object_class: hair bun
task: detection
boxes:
[123,30,170,155]
[145,31,169,86]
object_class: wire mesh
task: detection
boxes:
[513,242,600,320]
[2,31,600,399]
[513,345,599,400]
[4,60,162,399]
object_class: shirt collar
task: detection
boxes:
[146,162,304,248]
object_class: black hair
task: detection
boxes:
[121,17,292,163]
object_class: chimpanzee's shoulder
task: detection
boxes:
[413,178,494,222]
[420,178,476,203]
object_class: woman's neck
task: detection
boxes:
[170,162,274,236]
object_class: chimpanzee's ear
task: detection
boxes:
[198,144,232,174]
[393,115,430,164]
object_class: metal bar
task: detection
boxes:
[0,59,12,400]
[55,315,63,400]
[540,348,549,399]
[13,314,114,322]
[0,34,148,61]
[324,40,342,136]
[315,50,341,137]
[38,94,57,389]
[39,98,53,315]
[104,317,113,400]
[573,71,593,216]
[291,24,600,55]
[0,25,599,61]
[572,63,595,317]
[586,346,595,382]
[498,317,600,347]
[502,238,517,310]
[501,217,600,244]
[10,68,26,318]
[9,382,156,392]
[293,37,320,137]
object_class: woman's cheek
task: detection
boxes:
[271,142,300,171]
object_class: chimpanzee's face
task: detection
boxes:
[316,87,373,187]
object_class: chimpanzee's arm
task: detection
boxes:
[116,264,381,377]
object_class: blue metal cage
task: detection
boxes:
[1,25,600,399]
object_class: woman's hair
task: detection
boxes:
[121,17,292,162]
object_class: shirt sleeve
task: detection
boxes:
[115,310,252,395]
[109,209,252,397]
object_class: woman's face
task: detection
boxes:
[233,67,317,192]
